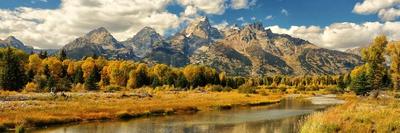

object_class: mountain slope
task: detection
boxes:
[62,27,137,60]
[122,27,189,67]
[170,16,222,56]
[191,22,362,76]
[8,16,362,76]
[0,36,33,53]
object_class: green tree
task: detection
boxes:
[73,67,84,84]
[350,72,371,95]
[387,41,400,90]
[0,48,26,91]
[85,69,99,90]
[58,49,67,61]
[337,75,346,91]
[361,35,388,91]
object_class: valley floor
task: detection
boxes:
[0,89,282,131]
[301,93,400,133]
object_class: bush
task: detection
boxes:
[24,82,38,92]
[71,83,86,92]
[296,85,306,91]
[15,125,25,133]
[104,85,123,92]
[238,85,257,94]
[205,85,224,92]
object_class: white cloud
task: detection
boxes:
[251,16,256,20]
[214,20,229,30]
[265,15,273,20]
[183,5,198,16]
[231,0,257,9]
[281,9,288,16]
[353,0,400,21]
[177,0,226,15]
[0,0,180,48]
[237,17,245,22]
[267,22,400,50]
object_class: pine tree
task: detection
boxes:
[337,75,346,91]
[47,75,56,90]
[175,74,188,89]
[58,49,67,61]
[350,72,371,95]
[85,69,98,91]
[0,48,26,91]
[73,67,84,84]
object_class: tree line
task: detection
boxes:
[1,35,398,95]
[0,47,344,92]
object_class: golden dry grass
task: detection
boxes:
[0,90,282,130]
[301,96,400,133]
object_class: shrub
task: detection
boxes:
[238,85,257,94]
[71,83,86,92]
[104,85,123,92]
[296,85,306,91]
[24,82,38,92]
[205,85,224,92]
[15,125,25,133]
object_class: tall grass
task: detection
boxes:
[0,90,282,130]
[301,97,400,132]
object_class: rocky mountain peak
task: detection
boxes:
[0,36,33,53]
[79,27,124,50]
[183,16,222,40]
[245,22,265,31]
[133,27,162,41]
[4,36,25,47]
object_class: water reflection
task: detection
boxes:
[33,98,333,133]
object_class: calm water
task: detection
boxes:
[32,96,341,133]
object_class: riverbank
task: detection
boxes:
[301,94,400,132]
[0,90,282,131]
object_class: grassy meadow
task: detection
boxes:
[0,87,284,131]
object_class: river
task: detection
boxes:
[32,95,344,133]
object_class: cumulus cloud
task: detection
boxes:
[354,0,400,21]
[231,0,257,9]
[0,0,181,49]
[1,0,257,49]
[177,0,226,15]
[267,22,400,50]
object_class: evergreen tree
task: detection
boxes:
[151,77,160,88]
[26,69,35,82]
[0,48,26,91]
[362,35,388,91]
[73,67,84,84]
[47,75,56,90]
[85,69,98,90]
[58,49,67,61]
[350,72,371,95]
[175,74,188,89]
[337,75,346,91]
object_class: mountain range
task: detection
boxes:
[1,16,362,76]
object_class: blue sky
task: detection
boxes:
[0,0,399,50]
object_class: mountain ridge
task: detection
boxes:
[3,17,363,76]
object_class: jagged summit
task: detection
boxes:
[182,16,222,40]
[47,16,363,75]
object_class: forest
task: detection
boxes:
[0,47,342,94]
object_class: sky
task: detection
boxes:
[0,0,400,50]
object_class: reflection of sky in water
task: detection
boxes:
[33,97,339,133]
